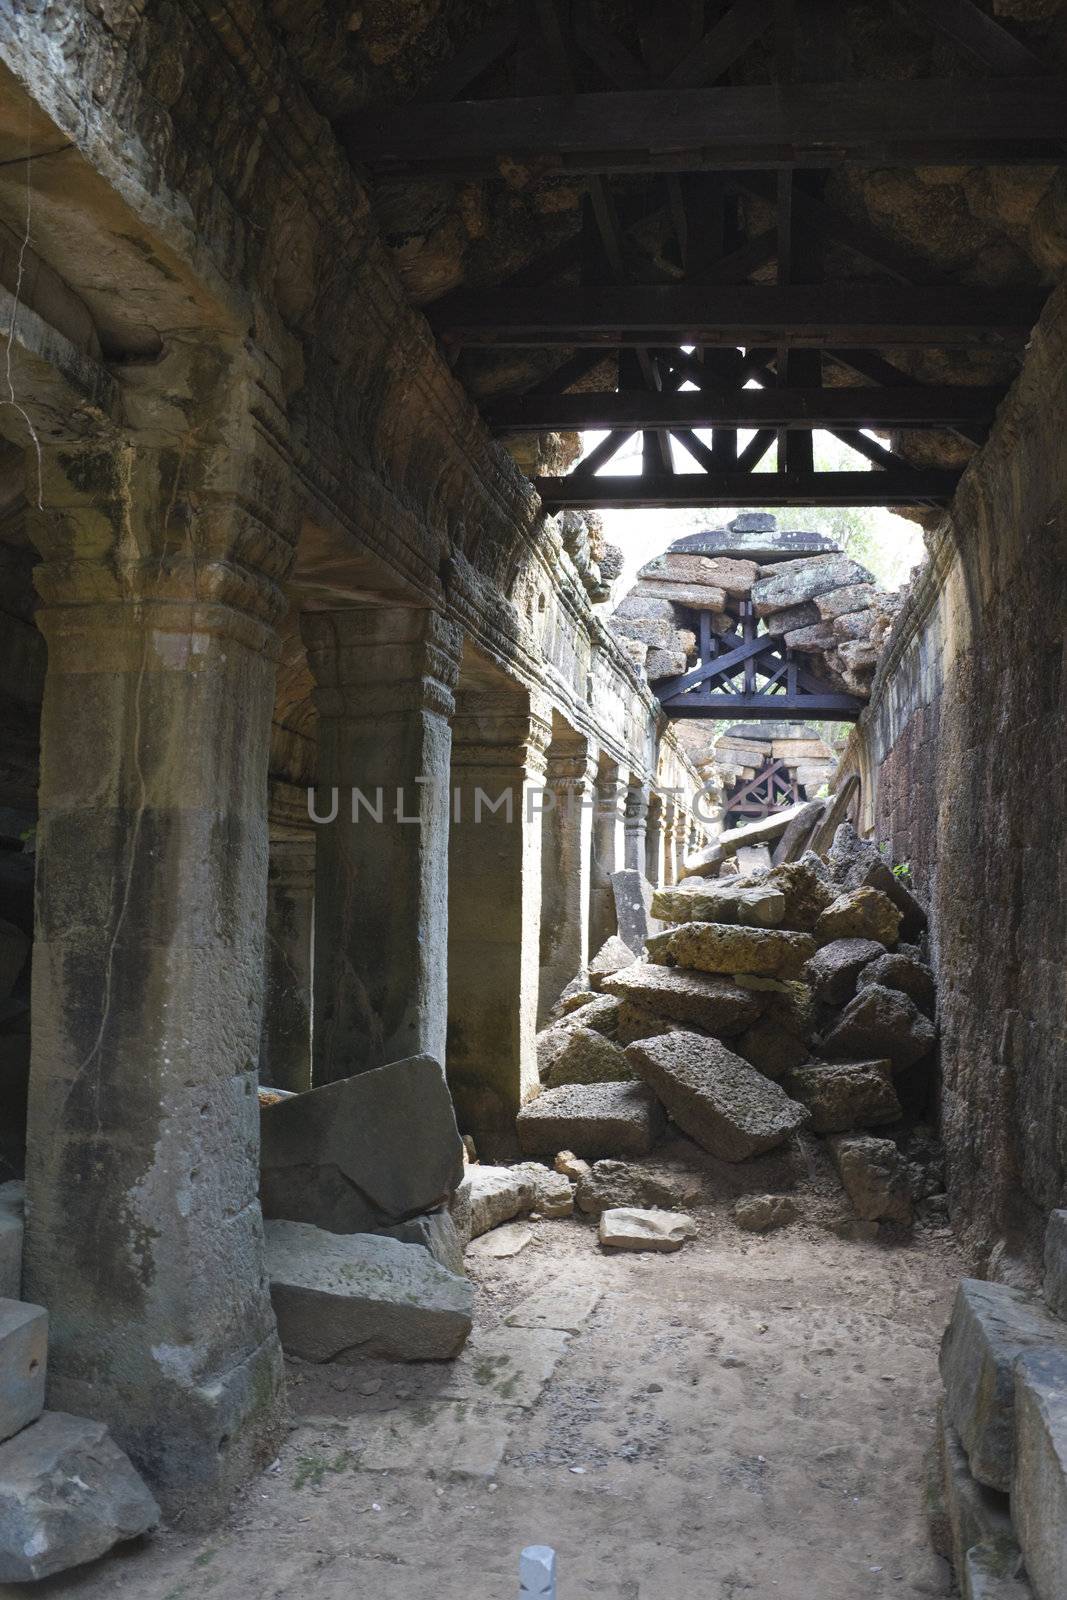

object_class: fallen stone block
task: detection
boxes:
[940,1278,1064,1492]
[815,582,880,619]
[574,1158,703,1217]
[804,937,886,1005]
[260,1054,464,1234]
[827,822,928,940]
[568,994,622,1036]
[468,1222,532,1259]
[829,1134,912,1224]
[615,1000,688,1045]
[763,599,821,635]
[551,979,598,1020]
[465,1165,538,1238]
[379,1211,466,1277]
[751,555,874,616]
[0,1412,160,1582]
[602,962,763,1035]
[633,578,727,610]
[763,858,836,930]
[0,1300,46,1444]
[734,1019,809,1080]
[733,1194,799,1233]
[963,1540,1035,1599]
[0,1184,23,1302]
[651,881,784,928]
[449,1172,473,1250]
[625,1031,809,1161]
[857,950,936,1015]
[815,886,902,946]
[265,1222,473,1362]
[542,1026,633,1088]
[1012,1345,1067,1600]
[664,922,817,979]
[516,1083,665,1159]
[610,869,658,954]
[588,935,637,990]
[646,646,688,679]
[785,1060,901,1134]
[509,1162,575,1218]
[937,1411,1014,1581]
[598,1207,697,1252]
[822,982,936,1072]
[1043,1210,1067,1321]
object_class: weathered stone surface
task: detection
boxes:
[602,962,763,1035]
[751,556,874,616]
[646,647,689,679]
[574,1159,703,1217]
[735,1019,809,1080]
[0,924,27,1004]
[264,1222,473,1362]
[937,1412,1015,1581]
[611,869,657,955]
[815,887,902,946]
[509,1162,576,1218]
[962,1541,1034,1600]
[0,1412,160,1582]
[542,1026,633,1088]
[468,1222,532,1259]
[598,1208,697,1252]
[822,983,937,1071]
[785,1060,901,1134]
[614,1001,687,1045]
[633,578,727,611]
[0,1185,23,1302]
[763,859,837,931]
[438,1327,570,1409]
[260,1054,464,1233]
[783,621,837,653]
[940,1278,1063,1492]
[826,823,928,940]
[815,583,880,619]
[504,1281,601,1332]
[762,599,821,635]
[651,881,785,928]
[857,951,937,1015]
[588,935,637,990]
[516,1083,666,1159]
[641,552,759,596]
[380,1211,466,1277]
[556,986,598,1017]
[625,1031,809,1161]
[1012,1345,1067,1600]
[465,1165,538,1238]
[0,1301,46,1445]
[733,1194,799,1232]
[565,994,621,1037]
[829,1134,913,1223]
[1043,1210,1067,1320]
[664,922,817,979]
[804,937,885,1004]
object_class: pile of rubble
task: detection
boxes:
[522,822,943,1239]
[608,514,904,699]
[928,1219,1067,1600]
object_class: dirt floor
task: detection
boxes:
[23,1142,961,1600]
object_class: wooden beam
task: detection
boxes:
[660,692,863,719]
[431,284,1044,347]
[825,347,989,446]
[663,0,776,90]
[897,0,1048,76]
[487,384,1003,431]
[535,468,962,507]
[417,9,519,100]
[340,77,1067,176]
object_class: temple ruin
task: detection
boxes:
[0,1,1064,1594]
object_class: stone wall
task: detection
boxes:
[836,281,1067,1274]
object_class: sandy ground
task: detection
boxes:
[20,1152,961,1600]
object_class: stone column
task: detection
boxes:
[589,757,626,953]
[301,607,462,1083]
[538,734,597,1027]
[24,338,293,1523]
[645,792,666,886]
[625,777,651,872]
[259,836,315,1093]
[447,693,551,1152]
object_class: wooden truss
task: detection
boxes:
[655,604,864,722]
[724,759,804,825]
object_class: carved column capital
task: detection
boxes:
[302,606,463,722]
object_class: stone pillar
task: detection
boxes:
[538,732,597,1027]
[645,792,666,886]
[24,339,293,1523]
[447,693,551,1152]
[260,836,315,1093]
[625,777,651,872]
[589,757,626,952]
[301,607,462,1083]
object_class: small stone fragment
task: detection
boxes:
[574,1159,702,1217]
[815,887,902,947]
[465,1165,539,1238]
[829,1134,913,1224]
[733,1195,800,1233]
[554,1150,590,1182]
[468,1223,533,1259]
[597,1208,697,1252]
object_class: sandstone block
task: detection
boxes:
[609,616,678,649]
[751,556,874,616]
[588,935,637,990]
[735,1019,809,1080]
[615,1001,687,1045]
[827,822,928,940]
[783,621,838,652]
[641,553,759,596]
[857,950,936,1015]
[0,1412,160,1582]
[597,1208,697,1252]
[815,886,902,946]
[0,1185,23,1302]
[651,880,785,928]
[963,1541,1035,1598]
[625,1031,809,1160]
[762,599,821,635]
[1012,1345,1067,1600]
[815,583,880,619]
[542,1027,633,1088]
[509,1162,576,1218]
[733,1194,799,1232]
[260,1054,464,1234]
[516,1083,666,1159]
[940,1278,1064,1492]
[0,1301,46,1445]
[565,994,621,1037]
[804,937,886,1005]
[785,1060,901,1133]
[937,1412,1015,1580]
[449,1173,473,1250]
[646,647,688,680]
[379,1211,466,1277]
[1043,1210,1067,1320]
[664,922,817,979]
[822,982,937,1071]
[612,594,690,624]
[265,1222,473,1362]
[829,1134,912,1223]
[763,859,836,931]
[632,578,728,610]
[574,1158,703,1218]
[465,1165,538,1238]
[602,962,762,1035]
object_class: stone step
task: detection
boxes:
[941,1279,1065,1492]
[1012,1346,1067,1600]
[264,1220,473,1362]
[0,1300,46,1445]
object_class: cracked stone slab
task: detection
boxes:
[436,1327,570,1410]
[504,1282,602,1333]
[356,1400,512,1478]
